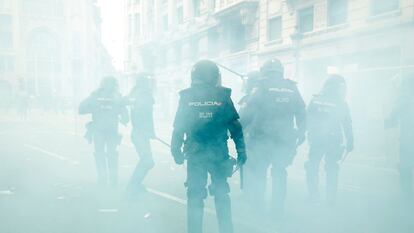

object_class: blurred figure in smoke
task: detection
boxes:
[79,76,129,187]
[385,74,414,201]
[171,60,247,233]
[126,73,155,195]
[241,59,306,217]
[238,71,263,203]
[305,74,353,205]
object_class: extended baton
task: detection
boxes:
[214,62,246,80]
[154,137,171,148]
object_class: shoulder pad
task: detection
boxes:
[179,88,192,97]
[218,87,232,97]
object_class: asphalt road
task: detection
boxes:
[0,111,412,233]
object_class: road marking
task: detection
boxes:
[24,144,79,165]
[0,190,14,195]
[146,188,269,233]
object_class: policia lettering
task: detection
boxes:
[306,74,354,204]
[171,60,247,233]
[240,59,306,215]
[79,76,129,187]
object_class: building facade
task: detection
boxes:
[0,0,114,108]
[125,0,414,158]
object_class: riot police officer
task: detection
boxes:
[171,60,247,233]
[241,59,306,215]
[385,74,414,200]
[238,71,262,203]
[127,73,156,194]
[305,74,353,204]
[79,76,129,187]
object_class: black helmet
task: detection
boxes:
[260,59,284,78]
[322,74,347,98]
[244,70,260,94]
[100,76,118,92]
[135,72,153,91]
[191,60,221,86]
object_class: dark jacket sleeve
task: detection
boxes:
[292,84,306,134]
[223,88,246,154]
[171,91,187,157]
[341,102,354,146]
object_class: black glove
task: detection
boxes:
[237,151,247,166]
[173,152,185,165]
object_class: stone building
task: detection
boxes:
[125,0,414,157]
[0,0,114,108]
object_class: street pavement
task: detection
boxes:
[0,111,413,233]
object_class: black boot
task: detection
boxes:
[187,198,204,233]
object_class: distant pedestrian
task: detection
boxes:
[79,76,129,187]
[127,73,156,194]
[385,74,414,200]
[305,74,354,205]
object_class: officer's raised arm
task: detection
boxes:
[224,90,247,165]
[342,102,354,153]
[171,91,187,165]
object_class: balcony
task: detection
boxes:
[214,0,259,15]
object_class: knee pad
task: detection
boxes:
[325,162,339,174]
[187,186,208,200]
[208,182,230,197]
[272,166,287,179]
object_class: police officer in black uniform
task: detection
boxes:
[79,76,129,187]
[305,74,354,204]
[127,73,156,194]
[171,60,247,233]
[386,74,414,200]
[241,59,306,215]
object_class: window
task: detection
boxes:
[328,0,347,26]
[298,6,314,33]
[177,6,183,24]
[268,16,282,41]
[228,22,246,52]
[0,14,12,49]
[371,0,399,15]
[208,28,219,58]
[0,55,14,73]
[190,39,199,60]
[0,0,12,12]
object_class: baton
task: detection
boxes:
[215,62,246,80]
[154,137,171,148]
[240,165,244,190]
[231,163,244,190]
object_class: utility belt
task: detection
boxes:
[84,121,121,144]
